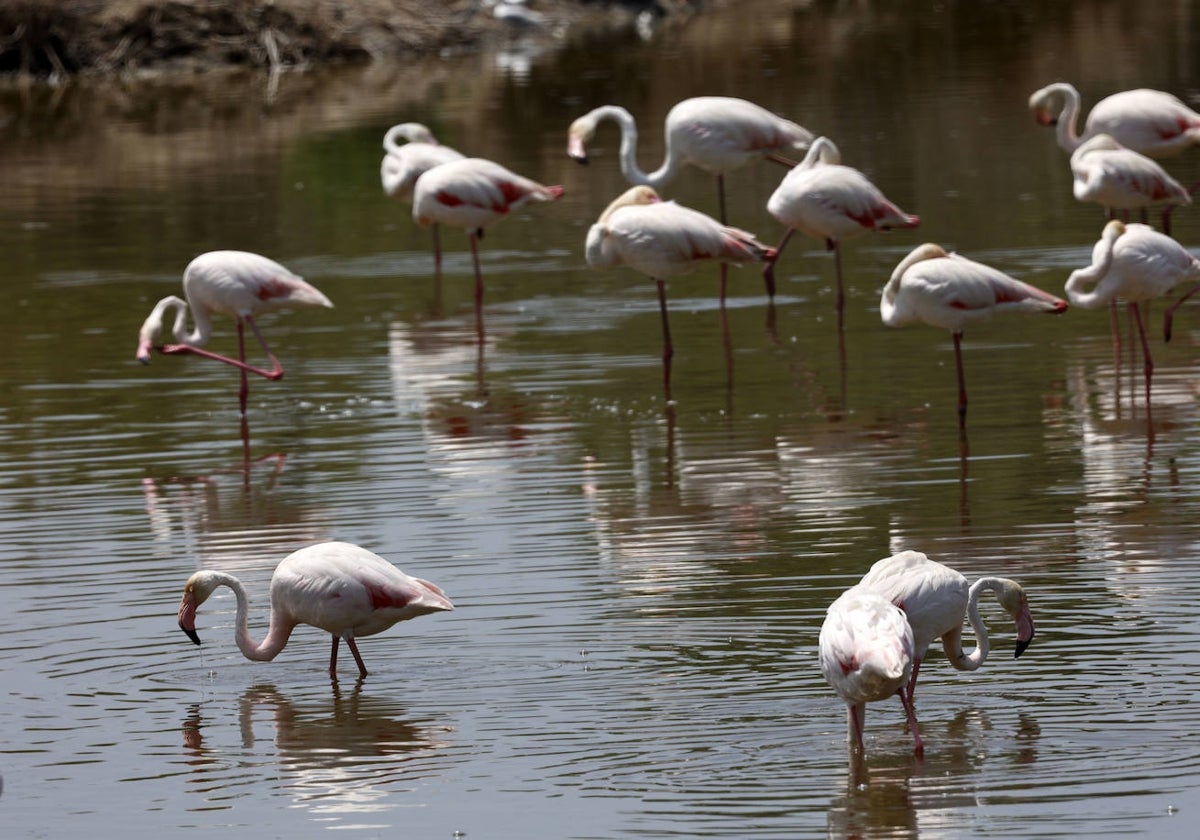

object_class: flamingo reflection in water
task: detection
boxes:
[135,250,333,415]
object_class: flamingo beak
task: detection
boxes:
[1014,605,1035,659]
[567,134,589,164]
[136,335,154,364]
[178,591,202,646]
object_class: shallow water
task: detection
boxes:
[3,1,1200,837]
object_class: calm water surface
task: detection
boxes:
[3,1,1200,837]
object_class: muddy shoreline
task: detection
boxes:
[0,0,701,78]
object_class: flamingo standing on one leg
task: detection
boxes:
[880,243,1068,430]
[1066,220,1200,407]
[177,541,454,678]
[1069,134,1191,234]
[819,585,923,755]
[381,122,465,280]
[135,250,333,415]
[412,157,563,339]
[765,136,919,320]
[584,185,776,404]
[1029,81,1200,158]
[857,550,1035,704]
[568,96,812,300]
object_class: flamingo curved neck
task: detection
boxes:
[948,577,1014,671]
[799,137,841,169]
[206,572,297,663]
[140,295,212,349]
[594,105,679,188]
[1052,84,1084,152]
[1064,223,1121,308]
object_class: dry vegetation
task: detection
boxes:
[0,0,692,77]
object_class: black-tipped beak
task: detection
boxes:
[570,153,590,165]
[181,623,202,646]
[1015,638,1031,658]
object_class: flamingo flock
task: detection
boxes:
[138,83,1200,754]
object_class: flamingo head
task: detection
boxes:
[1028,86,1062,126]
[995,579,1035,658]
[177,571,222,646]
[567,115,597,164]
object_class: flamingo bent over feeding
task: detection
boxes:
[819,585,923,755]
[765,136,919,311]
[1029,81,1200,159]
[584,185,776,403]
[857,550,1035,703]
[177,541,454,678]
[135,250,333,414]
[381,122,466,278]
[568,96,812,299]
[1066,220,1200,403]
[881,243,1068,428]
[1069,134,1191,234]
[412,156,563,337]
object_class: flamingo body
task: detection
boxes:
[381,122,465,204]
[858,550,1035,700]
[1030,82,1200,158]
[1070,134,1191,212]
[177,541,454,677]
[412,157,564,234]
[819,585,922,754]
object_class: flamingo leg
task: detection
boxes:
[160,312,284,392]
[905,657,923,703]
[1165,282,1200,342]
[716,173,729,305]
[432,223,443,280]
[1130,301,1154,408]
[830,238,844,331]
[237,319,250,415]
[346,637,369,677]
[329,636,340,676]
[898,689,924,756]
[469,230,485,342]
[953,330,968,426]
[763,228,795,300]
[656,278,674,404]
[849,703,866,752]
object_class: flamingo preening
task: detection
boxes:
[1069,134,1191,234]
[177,541,454,678]
[135,250,333,414]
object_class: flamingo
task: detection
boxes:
[765,136,919,313]
[381,122,465,279]
[881,243,1069,427]
[857,550,1035,704]
[584,185,776,403]
[135,250,333,414]
[1029,81,1200,159]
[567,96,812,299]
[1069,134,1191,234]
[177,541,454,678]
[819,585,923,755]
[412,156,563,336]
[1066,220,1200,404]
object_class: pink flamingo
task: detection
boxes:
[381,122,465,278]
[412,157,563,335]
[177,541,454,678]
[1030,81,1200,158]
[1066,220,1200,404]
[819,585,923,755]
[584,185,775,403]
[1070,134,1191,234]
[567,96,812,299]
[765,136,919,312]
[881,243,1068,428]
[857,550,1035,704]
[135,250,333,414]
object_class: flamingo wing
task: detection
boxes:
[859,551,968,656]
[1087,89,1200,156]
[414,158,563,230]
[669,96,812,171]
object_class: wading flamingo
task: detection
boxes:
[135,250,333,414]
[1029,81,1200,158]
[584,185,775,403]
[1066,220,1200,404]
[819,585,922,755]
[881,243,1068,428]
[1069,134,1191,234]
[568,96,812,299]
[412,156,563,337]
[765,136,919,314]
[177,541,454,678]
[381,122,466,279]
[858,550,1035,703]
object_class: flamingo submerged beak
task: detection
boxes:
[178,590,202,646]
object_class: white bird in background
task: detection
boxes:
[857,550,1035,703]
[568,96,812,299]
[819,585,923,755]
[1029,81,1200,158]
[1069,134,1191,234]
[1066,220,1200,402]
[880,243,1069,428]
[381,122,466,279]
[584,185,776,402]
[765,136,919,310]
[135,250,333,414]
[412,156,564,337]
[177,541,454,678]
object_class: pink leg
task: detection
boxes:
[717,173,729,305]
[849,703,866,752]
[657,278,674,404]
[346,637,368,677]
[432,223,443,280]
[953,331,968,427]
[329,636,340,676]
[237,319,250,415]
[469,230,485,342]
[1130,301,1154,409]
[831,238,844,332]
[906,657,923,703]
[898,689,924,756]
[763,228,795,300]
[1165,282,1200,342]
